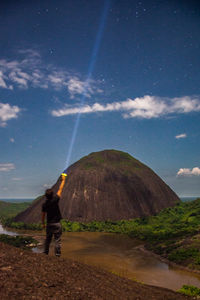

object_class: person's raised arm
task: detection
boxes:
[57,173,67,197]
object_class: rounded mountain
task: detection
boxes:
[14,150,180,223]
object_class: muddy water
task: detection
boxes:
[1,224,200,291]
[38,231,200,291]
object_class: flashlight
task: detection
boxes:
[61,173,67,177]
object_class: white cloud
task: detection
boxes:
[0,71,8,89]
[177,167,200,177]
[66,77,102,99]
[0,50,102,97]
[0,163,15,171]
[9,70,29,88]
[0,71,13,90]
[18,49,41,57]
[47,71,68,90]
[192,168,200,176]
[172,96,200,113]
[51,95,200,119]
[175,133,187,139]
[0,103,21,126]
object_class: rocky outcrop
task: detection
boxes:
[14,150,180,223]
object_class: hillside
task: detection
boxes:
[0,242,191,300]
[14,149,180,223]
[0,200,31,219]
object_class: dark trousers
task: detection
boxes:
[44,222,62,256]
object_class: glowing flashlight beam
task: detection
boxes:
[64,0,110,172]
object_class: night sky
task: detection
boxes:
[0,0,200,198]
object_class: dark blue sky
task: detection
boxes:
[0,0,200,198]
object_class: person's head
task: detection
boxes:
[45,188,54,200]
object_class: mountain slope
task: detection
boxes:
[14,150,180,223]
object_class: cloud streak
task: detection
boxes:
[0,50,102,98]
[177,167,200,177]
[0,163,15,171]
[175,133,187,139]
[51,95,200,119]
[66,77,103,99]
[0,103,21,127]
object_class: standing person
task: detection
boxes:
[41,173,67,257]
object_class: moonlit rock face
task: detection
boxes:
[14,150,180,223]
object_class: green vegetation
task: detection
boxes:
[0,199,40,230]
[2,197,200,269]
[168,248,200,263]
[1,217,42,230]
[0,200,31,219]
[79,149,143,171]
[0,234,38,249]
[178,284,200,296]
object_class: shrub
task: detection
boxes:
[168,248,199,263]
[71,222,81,232]
[178,284,200,296]
[0,234,38,248]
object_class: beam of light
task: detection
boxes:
[64,0,110,172]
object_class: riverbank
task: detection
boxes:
[0,242,193,300]
[35,232,200,278]
[138,244,200,276]
[2,222,200,291]
[31,231,200,291]
[3,198,200,272]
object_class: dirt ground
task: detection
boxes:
[0,242,195,300]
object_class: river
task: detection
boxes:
[1,224,200,291]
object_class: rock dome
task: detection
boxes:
[14,150,180,223]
